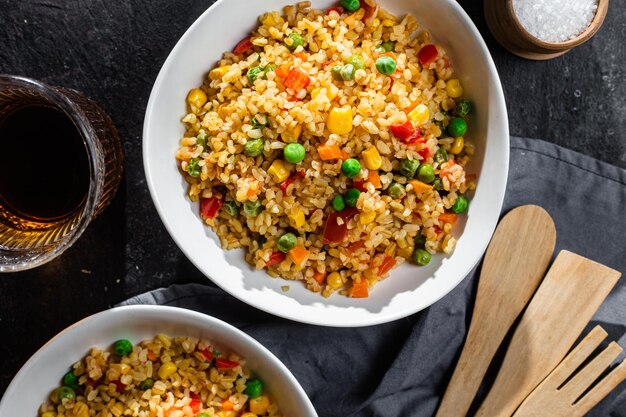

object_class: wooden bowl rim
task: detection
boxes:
[506,0,609,50]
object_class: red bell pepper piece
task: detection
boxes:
[378,255,396,277]
[353,180,366,192]
[323,208,359,244]
[283,67,311,93]
[326,5,344,14]
[190,399,201,413]
[266,251,286,266]
[405,129,424,145]
[200,197,223,220]
[418,44,438,65]
[280,169,306,192]
[215,358,239,370]
[361,0,377,21]
[200,348,213,362]
[417,146,431,159]
[390,120,415,140]
[113,380,125,392]
[233,37,253,55]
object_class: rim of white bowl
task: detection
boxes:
[142,0,510,327]
[0,305,317,416]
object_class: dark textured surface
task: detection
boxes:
[0,0,624,397]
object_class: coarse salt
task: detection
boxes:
[512,0,598,42]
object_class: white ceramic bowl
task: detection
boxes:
[0,305,317,417]
[143,0,509,326]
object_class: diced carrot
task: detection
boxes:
[222,400,234,411]
[349,279,369,298]
[340,150,351,160]
[289,246,310,265]
[368,170,381,188]
[313,270,326,284]
[275,63,291,78]
[317,144,343,160]
[404,101,420,113]
[439,212,458,225]
[293,52,308,60]
[283,67,311,93]
[408,179,433,194]
[147,350,157,361]
[347,240,365,251]
[378,255,396,277]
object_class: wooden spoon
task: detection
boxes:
[435,205,556,417]
[475,251,621,417]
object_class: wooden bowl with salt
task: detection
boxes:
[484,0,609,60]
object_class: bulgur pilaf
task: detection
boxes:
[38,335,281,417]
[176,0,476,298]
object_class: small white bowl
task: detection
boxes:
[143,0,509,327]
[0,305,317,417]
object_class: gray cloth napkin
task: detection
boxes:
[120,137,626,417]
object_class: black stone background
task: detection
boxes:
[0,0,625,398]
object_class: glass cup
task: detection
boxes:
[0,75,124,272]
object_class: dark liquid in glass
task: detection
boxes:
[0,105,89,227]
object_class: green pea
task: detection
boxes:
[447,117,467,137]
[139,378,155,390]
[223,201,239,217]
[277,232,297,252]
[387,182,406,199]
[244,138,265,157]
[413,248,431,266]
[263,63,277,77]
[247,66,264,84]
[63,371,79,390]
[381,41,395,52]
[434,147,448,165]
[341,158,361,178]
[414,234,426,249]
[286,32,305,51]
[432,177,444,191]
[196,413,212,417]
[375,56,396,75]
[452,195,469,213]
[187,157,201,178]
[114,339,133,357]
[345,188,361,207]
[331,65,344,81]
[243,200,262,217]
[399,159,420,178]
[417,164,435,183]
[340,64,356,81]
[455,99,472,117]
[251,113,269,129]
[284,143,306,164]
[245,378,263,398]
[340,0,360,12]
[347,54,365,70]
[196,132,208,149]
[332,195,346,211]
[57,386,76,402]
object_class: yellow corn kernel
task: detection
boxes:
[110,363,131,375]
[360,211,377,225]
[441,98,456,111]
[209,65,230,80]
[397,243,414,259]
[361,146,382,170]
[381,18,396,27]
[327,106,353,135]
[249,396,270,415]
[282,124,302,143]
[187,88,207,108]
[450,136,465,155]
[216,412,236,417]
[110,402,125,417]
[288,209,305,228]
[445,79,463,98]
[327,272,343,289]
[158,362,177,380]
[311,85,338,101]
[241,413,258,417]
[407,104,430,126]
[73,402,90,417]
[41,413,56,417]
[267,160,291,183]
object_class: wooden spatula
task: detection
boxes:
[475,250,622,417]
[513,325,626,417]
[435,205,556,417]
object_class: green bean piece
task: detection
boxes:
[434,147,448,165]
[399,159,420,178]
[243,200,262,217]
[186,157,201,178]
[340,64,356,81]
[244,138,265,157]
[331,65,344,81]
[286,32,305,51]
[387,182,406,199]
[432,177,444,191]
[223,201,239,217]
[247,66,264,84]
[454,99,472,117]
[196,132,208,149]
[252,113,269,129]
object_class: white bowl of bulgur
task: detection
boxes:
[0,306,317,417]
[143,0,509,326]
